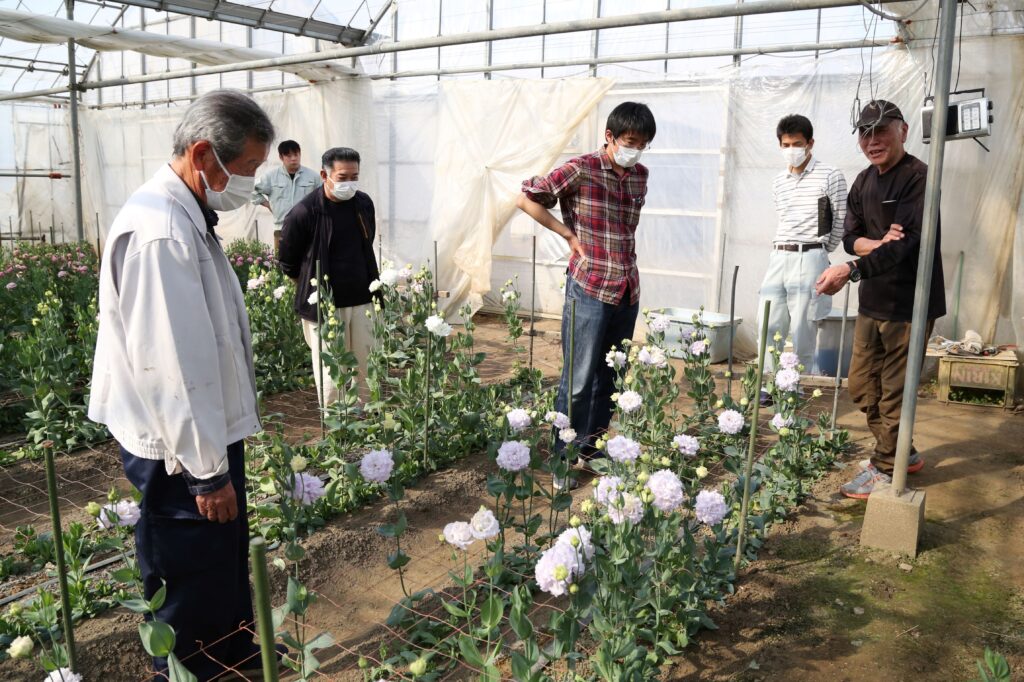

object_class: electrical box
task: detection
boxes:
[922,95,993,143]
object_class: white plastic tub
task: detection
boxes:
[656,307,743,363]
[814,307,857,377]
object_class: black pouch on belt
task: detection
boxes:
[817,195,833,237]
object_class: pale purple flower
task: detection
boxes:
[605,350,627,370]
[469,507,500,540]
[558,428,577,444]
[648,313,671,334]
[673,434,699,457]
[496,440,530,472]
[607,492,644,525]
[97,499,141,529]
[556,525,594,561]
[5,282,15,290]
[411,281,424,294]
[690,340,708,356]
[247,276,265,291]
[637,345,668,368]
[616,390,642,414]
[774,368,800,392]
[443,521,475,550]
[646,470,685,513]
[534,542,585,596]
[717,409,745,435]
[506,408,532,432]
[544,410,571,430]
[771,413,793,430]
[398,265,414,281]
[779,351,800,370]
[606,435,641,463]
[593,475,623,506]
[57,270,68,278]
[359,448,394,484]
[694,490,729,526]
[44,668,82,682]
[287,472,326,505]
[272,285,287,301]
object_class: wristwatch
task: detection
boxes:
[848,261,862,283]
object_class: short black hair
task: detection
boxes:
[322,146,360,170]
[278,139,300,156]
[776,115,814,143]
[606,102,656,142]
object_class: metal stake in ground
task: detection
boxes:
[315,260,326,439]
[43,442,78,672]
[735,299,770,573]
[249,538,280,682]
[727,265,739,397]
[423,327,432,471]
[566,299,576,423]
[529,234,537,371]
[830,283,851,433]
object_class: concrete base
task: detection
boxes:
[860,484,927,557]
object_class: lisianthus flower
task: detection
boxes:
[606,435,641,463]
[506,408,532,432]
[646,469,685,513]
[97,499,141,530]
[443,521,475,550]
[496,441,530,472]
[469,507,500,540]
[534,542,585,596]
[288,472,326,505]
[673,433,699,456]
[694,490,729,526]
[360,449,394,484]
[616,390,642,413]
[717,409,744,435]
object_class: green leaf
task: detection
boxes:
[111,567,137,584]
[150,583,167,613]
[305,632,334,652]
[167,653,198,682]
[119,597,151,614]
[139,620,176,658]
[480,594,504,630]
[509,605,533,641]
[387,549,411,570]
[272,603,290,630]
[458,634,486,668]
[442,600,469,619]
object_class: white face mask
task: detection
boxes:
[200,146,255,211]
[612,143,643,168]
[782,146,809,168]
[330,179,358,202]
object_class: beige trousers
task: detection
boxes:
[302,303,374,405]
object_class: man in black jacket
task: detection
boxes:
[278,147,379,405]
[816,100,945,499]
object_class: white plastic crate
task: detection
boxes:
[656,307,743,363]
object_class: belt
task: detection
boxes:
[773,243,823,252]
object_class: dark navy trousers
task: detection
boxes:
[121,441,257,681]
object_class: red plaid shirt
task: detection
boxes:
[522,148,648,305]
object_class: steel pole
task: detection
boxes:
[66,0,85,242]
[727,264,739,397]
[891,0,958,496]
[735,300,770,572]
[248,538,280,682]
[529,235,537,372]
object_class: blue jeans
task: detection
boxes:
[555,277,639,455]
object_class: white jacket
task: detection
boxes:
[89,164,261,480]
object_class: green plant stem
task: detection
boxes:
[43,446,77,673]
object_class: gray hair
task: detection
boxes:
[172,90,275,162]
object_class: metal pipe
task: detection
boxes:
[830,283,851,433]
[727,264,738,397]
[66,0,85,241]
[0,0,896,102]
[951,250,964,340]
[248,538,280,682]
[891,0,957,496]
[735,299,770,572]
[87,80,312,110]
[0,171,73,178]
[529,234,537,372]
[44,446,78,673]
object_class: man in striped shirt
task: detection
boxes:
[516,102,655,487]
[758,114,848,383]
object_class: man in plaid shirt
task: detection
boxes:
[516,102,656,488]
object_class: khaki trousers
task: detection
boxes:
[847,314,933,474]
[302,303,374,406]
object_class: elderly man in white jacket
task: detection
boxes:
[89,90,278,681]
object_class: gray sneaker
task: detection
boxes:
[840,464,891,499]
[859,451,924,474]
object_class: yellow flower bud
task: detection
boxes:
[580,499,595,515]
[695,465,709,479]
[86,501,102,517]
[797,364,805,372]
[290,456,308,473]
[773,331,783,342]
[715,400,724,409]
[779,427,791,437]
[569,515,582,528]
[766,345,775,353]
[813,388,823,398]
[788,397,795,404]
[739,397,749,407]
[569,583,579,594]
[554,565,569,581]
[660,456,672,467]
[637,471,650,484]
[724,371,732,378]
[641,490,654,504]
[640,453,651,463]
[409,657,428,677]
[358,656,369,669]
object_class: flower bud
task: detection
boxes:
[660,456,672,467]
[358,656,369,669]
[690,331,698,339]
[290,456,308,473]
[7,635,33,659]
[773,331,783,342]
[640,453,652,463]
[788,397,795,404]
[641,490,654,504]
[617,483,626,492]
[570,535,581,548]
[580,499,595,515]
[637,471,650,484]
[779,427,791,437]
[554,565,569,581]
[766,345,775,353]
[642,307,650,315]
[739,397,749,407]
[409,657,428,677]
[569,515,582,528]
[812,389,823,398]
[569,584,579,594]
[86,501,102,517]
[438,533,446,543]
[715,400,724,409]
[8,602,23,618]
[610,392,620,402]
[723,371,732,378]
[797,364,805,372]
[695,465,709,479]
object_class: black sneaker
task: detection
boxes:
[759,390,773,407]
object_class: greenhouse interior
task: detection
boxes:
[0,0,1022,680]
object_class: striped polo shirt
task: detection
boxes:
[771,156,848,251]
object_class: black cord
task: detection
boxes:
[924,3,941,99]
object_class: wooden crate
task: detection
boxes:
[929,349,1018,408]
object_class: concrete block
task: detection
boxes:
[860,484,927,557]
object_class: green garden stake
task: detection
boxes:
[315,260,325,439]
[249,538,280,682]
[727,265,739,397]
[529,235,537,372]
[830,284,851,433]
[567,299,576,423]
[43,443,78,673]
[423,327,432,471]
[735,299,770,573]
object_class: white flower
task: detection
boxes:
[534,542,584,596]
[544,411,571,430]
[443,521,475,550]
[7,635,32,659]
[606,435,641,463]
[506,408,532,432]
[469,507,500,540]
[246,275,265,291]
[673,434,699,457]
[690,340,708,356]
[272,285,287,300]
[648,313,671,334]
[779,351,800,370]
[496,441,531,472]
[379,268,399,286]
[593,475,623,506]
[616,390,642,414]
[398,265,414,281]
[425,314,452,338]
[411,281,424,294]
[290,455,308,473]
[637,345,668,368]
[97,499,141,529]
[717,409,745,435]
[502,290,518,302]
[694,490,729,526]
[44,669,82,682]
[307,290,319,305]
[607,492,644,525]
[646,470,685,513]
[368,279,382,293]
[774,368,800,392]
[287,472,326,505]
[605,350,627,370]
[558,428,577,444]
[310,278,318,287]
[556,525,595,561]
[360,449,394,484]
[771,413,793,430]
[695,465,709,479]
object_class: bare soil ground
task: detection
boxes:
[1,316,1021,682]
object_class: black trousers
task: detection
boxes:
[121,441,257,681]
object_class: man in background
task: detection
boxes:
[252,139,321,240]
